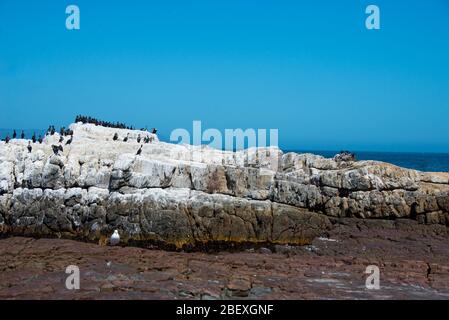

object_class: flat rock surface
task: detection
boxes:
[1,219,448,300]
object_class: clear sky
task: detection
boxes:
[1,0,448,152]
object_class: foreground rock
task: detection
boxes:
[0,219,448,299]
[0,123,448,248]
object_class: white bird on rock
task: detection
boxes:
[110,230,120,246]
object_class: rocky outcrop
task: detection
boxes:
[0,123,448,248]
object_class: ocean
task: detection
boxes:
[288,150,449,173]
[1,129,448,172]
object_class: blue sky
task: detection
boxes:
[0,0,448,152]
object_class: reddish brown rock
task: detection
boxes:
[0,219,448,300]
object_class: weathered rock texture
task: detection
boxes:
[0,123,448,248]
[2,219,449,299]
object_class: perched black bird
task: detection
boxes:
[38,135,43,144]
[123,133,129,142]
[66,135,73,145]
[5,135,10,144]
[136,145,143,156]
[50,126,56,136]
[113,133,118,141]
[12,130,17,139]
[151,128,157,134]
[27,142,32,153]
[21,131,25,139]
[32,133,36,143]
[51,145,60,155]
[59,135,64,143]
[137,134,141,143]
[144,136,150,143]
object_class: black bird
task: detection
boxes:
[5,135,10,144]
[137,134,141,143]
[50,126,55,136]
[66,135,73,145]
[144,136,150,144]
[136,145,143,156]
[38,135,43,144]
[113,133,118,141]
[12,130,17,139]
[58,144,64,152]
[51,145,60,155]
[27,142,32,153]
[32,133,36,143]
[151,128,157,134]
[59,135,64,143]
[123,133,129,142]
[21,131,25,139]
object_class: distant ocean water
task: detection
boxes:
[1,129,448,172]
[288,150,449,173]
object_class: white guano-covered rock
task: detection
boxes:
[0,122,448,248]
